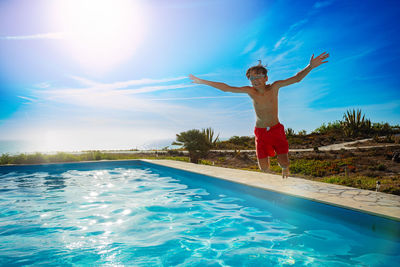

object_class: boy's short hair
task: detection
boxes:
[246,60,268,79]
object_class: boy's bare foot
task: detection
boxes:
[282,168,289,179]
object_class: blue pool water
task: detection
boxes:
[0,160,399,266]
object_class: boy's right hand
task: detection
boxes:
[189,74,202,84]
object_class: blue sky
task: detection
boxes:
[0,0,399,152]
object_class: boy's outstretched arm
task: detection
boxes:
[189,74,250,93]
[273,52,329,88]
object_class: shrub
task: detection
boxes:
[287,136,303,145]
[297,130,307,136]
[199,159,214,165]
[314,121,342,134]
[0,153,11,165]
[285,128,295,136]
[289,158,352,177]
[377,164,387,171]
[228,136,253,148]
[372,122,392,136]
[14,154,27,164]
[322,175,376,189]
[49,152,79,163]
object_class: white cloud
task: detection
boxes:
[313,0,334,9]
[289,19,309,30]
[119,84,195,94]
[335,47,378,64]
[273,37,286,51]
[317,101,400,114]
[251,46,268,61]
[273,19,308,52]
[34,82,52,89]
[29,76,195,111]
[241,40,257,55]
[68,75,189,90]
[0,32,65,40]
[150,95,248,101]
[11,75,255,138]
[30,83,198,117]
[268,42,303,65]
[17,96,37,102]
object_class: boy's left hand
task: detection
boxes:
[310,52,329,68]
[189,74,203,84]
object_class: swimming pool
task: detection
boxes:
[0,160,399,266]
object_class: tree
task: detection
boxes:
[172,129,212,163]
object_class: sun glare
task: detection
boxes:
[51,0,147,73]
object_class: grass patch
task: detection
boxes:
[198,159,214,165]
[289,158,354,177]
[318,175,400,195]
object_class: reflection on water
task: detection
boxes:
[0,163,399,266]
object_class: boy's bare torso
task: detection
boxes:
[244,84,280,128]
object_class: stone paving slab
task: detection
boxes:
[144,159,400,221]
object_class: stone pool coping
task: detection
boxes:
[144,159,400,221]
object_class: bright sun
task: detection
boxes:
[51,0,147,73]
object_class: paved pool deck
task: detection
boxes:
[145,159,400,221]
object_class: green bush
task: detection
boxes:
[289,158,353,177]
[322,175,377,190]
[199,159,214,165]
[26,153,48,164]
[314,120,342,134]
[297,130,307,136]
[48,152,79,163]
[0,153,11,165]
[216,136,254,149]
[377,164,387,171]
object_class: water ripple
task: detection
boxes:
[0,165,398,266]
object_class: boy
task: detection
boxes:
[189,52,329,178]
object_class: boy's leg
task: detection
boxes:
[277,153,290,179]
[257,157,270,173]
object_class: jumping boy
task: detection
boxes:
[189,52,329,178]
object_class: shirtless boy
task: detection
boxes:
[189,52,329,178]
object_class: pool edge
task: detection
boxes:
[143,159,400,222]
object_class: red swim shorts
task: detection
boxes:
[254,123,289,159]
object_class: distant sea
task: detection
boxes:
[0,139,175,155]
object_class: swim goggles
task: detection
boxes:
[249,74,266,81]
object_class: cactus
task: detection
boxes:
[202,127,220,148]
[342,109,371,137]
[285,128,295,136]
